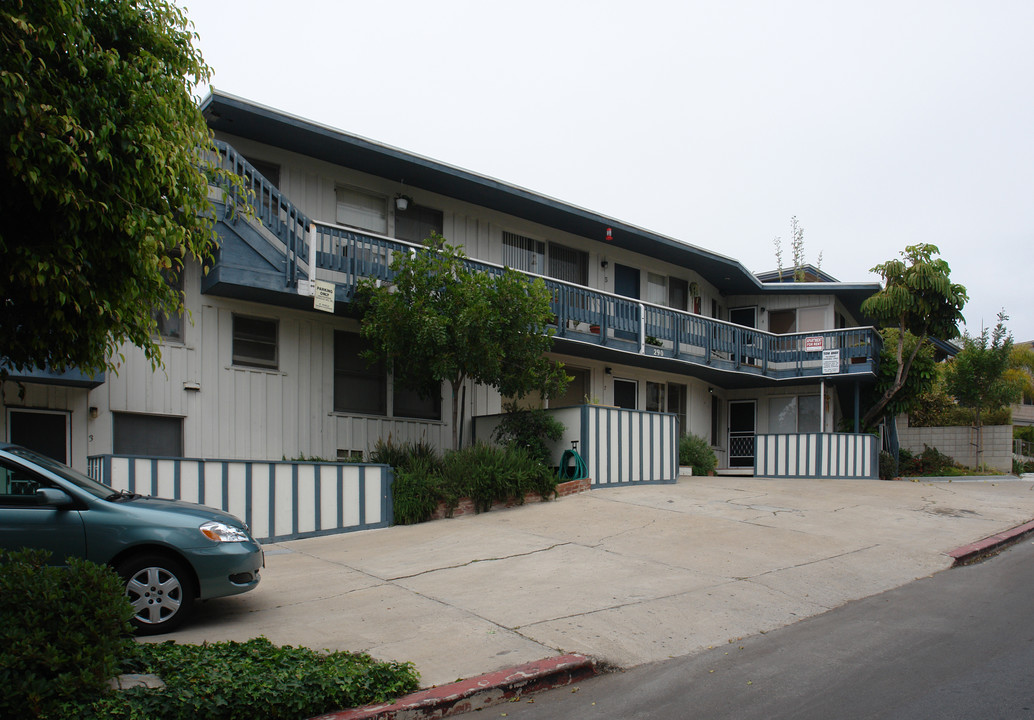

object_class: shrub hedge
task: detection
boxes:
[377,440,558,524]
[678,434,717,476]
[0,548,135,719]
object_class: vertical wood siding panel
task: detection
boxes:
[217,308,235,458]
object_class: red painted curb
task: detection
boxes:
[308,653,597,720]
[949,519,1034,566]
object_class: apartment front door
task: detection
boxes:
[613,264,640,341]
[728,400,756,468]
[7,409,70,464]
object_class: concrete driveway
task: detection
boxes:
[153,476,1034,688]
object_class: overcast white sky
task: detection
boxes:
[182,0,1034,341]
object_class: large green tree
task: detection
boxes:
[358,234,570,450]
[944,312,1024,467]
[1,0,225,377]
[860,244,967,428]
[1006,343,1034,405]
[866,328,938,421]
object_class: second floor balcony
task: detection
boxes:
[205,141,881,387]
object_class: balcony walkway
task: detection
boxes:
[207,141,880,387]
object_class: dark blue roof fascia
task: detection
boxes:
[1,362,104,389]
[199,90,880,319]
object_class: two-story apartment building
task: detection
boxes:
[2,91,882,476]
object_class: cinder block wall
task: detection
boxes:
[897,421,1013,472]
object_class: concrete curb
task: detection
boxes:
[949,519,1034,566]
[308,654,598,720]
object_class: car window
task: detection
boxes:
[0,460,46,506]
[5,447,114,500]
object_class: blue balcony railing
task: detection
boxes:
[211,142,881,382]
[308,222,880,380]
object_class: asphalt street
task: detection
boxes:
[496,538,1034,720]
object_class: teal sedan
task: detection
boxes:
[0,443,263,634]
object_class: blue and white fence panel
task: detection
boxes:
[88,455,393,542]
[471,404,679,487]
[754,433,877,479]
[583,405,679,486]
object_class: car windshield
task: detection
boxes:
[8,446,115,500]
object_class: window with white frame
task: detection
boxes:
[768,395,820,433]
[393,384,442,421]
[646,273,667,306]
[548,242,588,285]
[335,186,388,234]
[113,413,183,457]
[154,269,183,341]
[334,331,386,415]
[502,233,588,286]
[333,331,441,420]
[232,315,278,369]
[614,378,637,410]
[769,309,796,334]
[669,278,688,311]
[646,381,666,412]
[395,203,443,245]
[502,231,545,274]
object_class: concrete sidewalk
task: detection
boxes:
[155,476,1034,689]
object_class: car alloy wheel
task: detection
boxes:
[118,555,195,635]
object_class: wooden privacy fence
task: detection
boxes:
[88,455,393,542]
[754,433,877,479]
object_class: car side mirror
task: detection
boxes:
[36,487,74,508]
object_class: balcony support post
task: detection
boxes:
[638,303,645,354]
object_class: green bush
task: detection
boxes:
[492,404,565,467]
[370,438,440,472]
[379,439,557,523]
[678,434,717,476]
[899,445,959,476]
[1015,426,1034,444]
[878,450,898,480]
[441,443,556,513]
[392,455,447,525]
[0,548,135,719]
[910,399,1012,427]
[67,637,420,720]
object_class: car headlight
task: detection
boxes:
[200,520,250,543]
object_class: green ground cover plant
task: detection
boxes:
[69,638,419,720]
